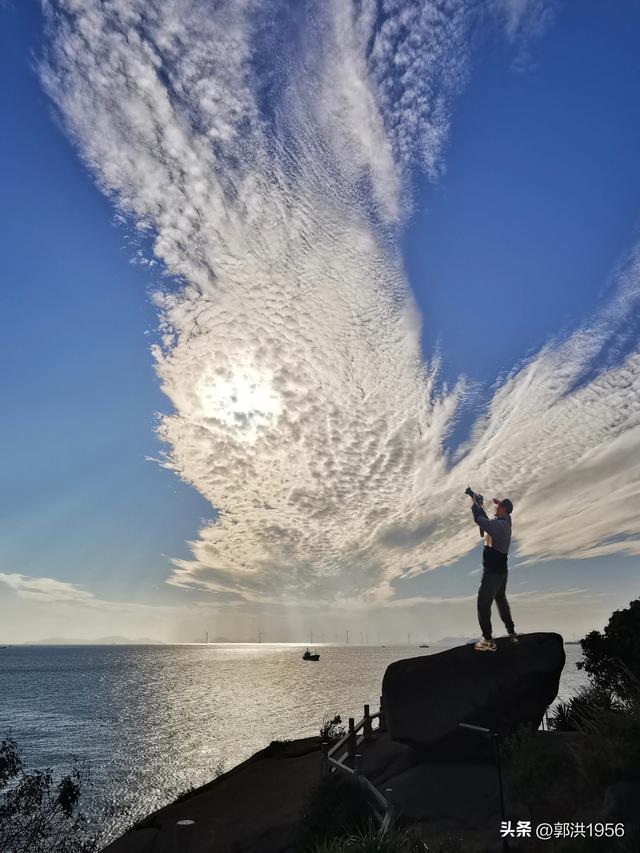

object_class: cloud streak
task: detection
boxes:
[381,588,605,610]
[0,572,96,604]
[39,0,640,609]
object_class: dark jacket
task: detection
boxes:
[472,503,512,573]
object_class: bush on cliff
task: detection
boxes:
[298,773,371,850]
[569,674,640,789]
[0,736,97,853]
[548,684,622,732]
[500,725,586,822]
[320,713,347,744]
[577,598,640,700]
[500,605,640,850]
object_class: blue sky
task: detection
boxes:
[1,2,212,604]
[1,0,639,642]
[408,2,640,389]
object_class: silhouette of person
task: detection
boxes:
[470,495,518,651]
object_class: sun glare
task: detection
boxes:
[198,366,282,439]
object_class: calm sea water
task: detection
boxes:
[0,643,586,844]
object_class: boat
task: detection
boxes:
[419,644,429,648]
[302,648,320,661]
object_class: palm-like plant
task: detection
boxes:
[548,686,621,731]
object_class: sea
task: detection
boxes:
[0,642,587,845]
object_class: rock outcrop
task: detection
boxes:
[381,632,565,758]
[101,738,321,853]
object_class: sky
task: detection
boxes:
[1,0,638,644]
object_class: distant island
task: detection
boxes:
[432,636,476,645]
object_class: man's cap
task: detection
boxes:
[499,498,513,514]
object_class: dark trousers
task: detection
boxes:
[477,571,515,640]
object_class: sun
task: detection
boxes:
[197,366,282,438]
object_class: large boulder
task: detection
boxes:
[382,632,565,759]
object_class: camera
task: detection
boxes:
[464,486,484,505]
[465,486,486,538]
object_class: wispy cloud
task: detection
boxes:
[39,1,640,611]
[0,571,238,614]
[355,587,604,610]
[0,572,96,603]
[493,0,553,43]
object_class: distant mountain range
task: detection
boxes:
[433,637,477,645]
[22,636,163,645]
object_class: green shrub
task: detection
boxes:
[299,774,372,850]
[569,677,640,788]
[0,736,97,853]
[548,685,622,732]
[577,598,640,701]
[268,739,293,752]
[500,725,585,821]
[304,822,433,852]
[321,714,347,744]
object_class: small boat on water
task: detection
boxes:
[419,644,429,648]
[303,648,320,661]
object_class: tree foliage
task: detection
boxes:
[548,685,622,732]
[0,737,97,853]
[577,598,640,700]
[320,714,347,744]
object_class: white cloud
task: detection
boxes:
[492,0,554,44]
[0,572,190,613]
[39,1,640,613]
[0,572,96,603]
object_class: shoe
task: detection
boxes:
[474,638,497,652]
[508,633,519,645]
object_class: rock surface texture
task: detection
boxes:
[382,632,565,758]
[101,738,321,853]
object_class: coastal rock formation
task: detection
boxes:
[381,632,565,757]
[101,738,321,853]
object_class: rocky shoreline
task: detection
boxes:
[102,736,323,853]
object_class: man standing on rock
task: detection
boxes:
[470,494,518,652]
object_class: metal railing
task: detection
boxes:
[320,698,394,831]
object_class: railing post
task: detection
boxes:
[321,740,329,779]
[354,753,362,775]
[363,704,373,741]
[383,788,394,833]
[378,695,386,732]
[348,717,356,758]
[174,819,196,853]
